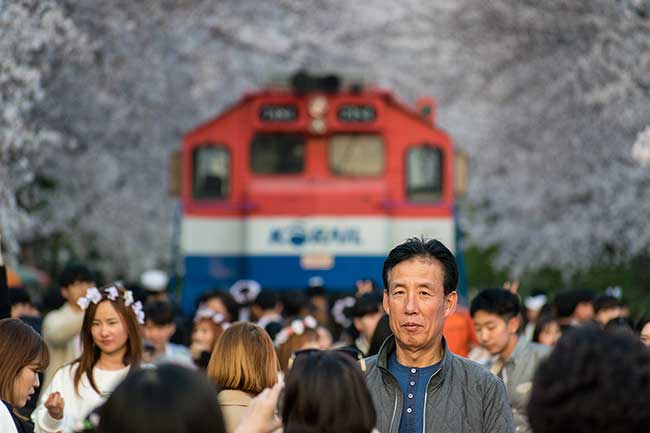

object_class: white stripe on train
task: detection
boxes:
[180,216,455,256]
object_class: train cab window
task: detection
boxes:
[192,145,230,200]
[329,134,385,176]
[406,146,443,202]
[251,133,304,174]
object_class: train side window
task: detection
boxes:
[192,145,230,200]
[251,133,304,174]
[329,134,385,177]
[406,146,443,202]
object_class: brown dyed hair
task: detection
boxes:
[74,284,143,395]
[0,318,50,406]
[193,317,226,353]
[207,322,278,394]
[277,329,319,373]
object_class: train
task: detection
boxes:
[171,71,467,313]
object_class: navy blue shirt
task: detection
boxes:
[387,351,441,433]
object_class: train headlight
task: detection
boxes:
[308,96,328,118]
[310,118,327,134]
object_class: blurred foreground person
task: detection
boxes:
[471,288,549,433]
[208,322,280,433]
[282,350,376,433]
[366,238,513,433]
[528,327,650,433]
[33,284,143,433]
[97,364,225,433]
[0,318,50,433]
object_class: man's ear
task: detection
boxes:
[383,290,390,316]
[507,315,521,334]
[444,291,458,319]
[61,287,70,300]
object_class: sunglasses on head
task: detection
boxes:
[287,348,367,372]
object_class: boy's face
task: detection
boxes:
[473,310,519,356]
[62,280,95,309]
[143,320,176,353]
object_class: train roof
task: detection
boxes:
[185,83,442,139]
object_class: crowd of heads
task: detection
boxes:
[3,237,650,433]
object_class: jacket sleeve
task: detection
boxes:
[482,377,515,433]
[42,307,83,347]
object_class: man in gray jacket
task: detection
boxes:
[365,238,513,433]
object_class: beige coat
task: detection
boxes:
[218,389,283,433]
[42,303,84,387]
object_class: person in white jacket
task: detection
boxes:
[0,318,50,433]
[33,284,144,433]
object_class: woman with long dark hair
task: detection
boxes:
[32,284,143,433]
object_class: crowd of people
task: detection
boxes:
[2,237,650,433]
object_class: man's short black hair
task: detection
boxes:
[144,301,176,326]
[59,263,94,288]
[554,288,596,319]
[382,237,458,295]
[253,291,279,311]
[593,294,622,314]
[470,288,521,320]
[528,327,650,433]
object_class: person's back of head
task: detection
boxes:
[528,326,650,433]
[282,350,376,433]
[97,364,225,433]
[553,290,577,320]
[207,322,279,394]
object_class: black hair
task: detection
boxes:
[253,291,280,311]
[346,293,382,319]
[197,290,240,322]
[382,237,458,295]
[97,364,225,433]
[604,316,635,337]
[553,290,577,319]
[281,290,312,318]
[635,314,650,334]
[143,301,176,326]
[8,287,32,306]
[592,294,622,314]
[58,263,94,288]
[282,351,376,433]
[532,312,559,344]
[470,288,521,320]
[528,327,650,433]
[367,314,392,357]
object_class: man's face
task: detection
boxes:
[574,302,594,322]
[62,280,94,309]
[143,321,176,354]
[473,310,519,356]
[383,258,457,354]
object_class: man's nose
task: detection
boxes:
[405,292,419,314]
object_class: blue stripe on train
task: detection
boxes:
[181,255,385,315]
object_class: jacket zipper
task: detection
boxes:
[422,367,442,433]
[379,366,402,433]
